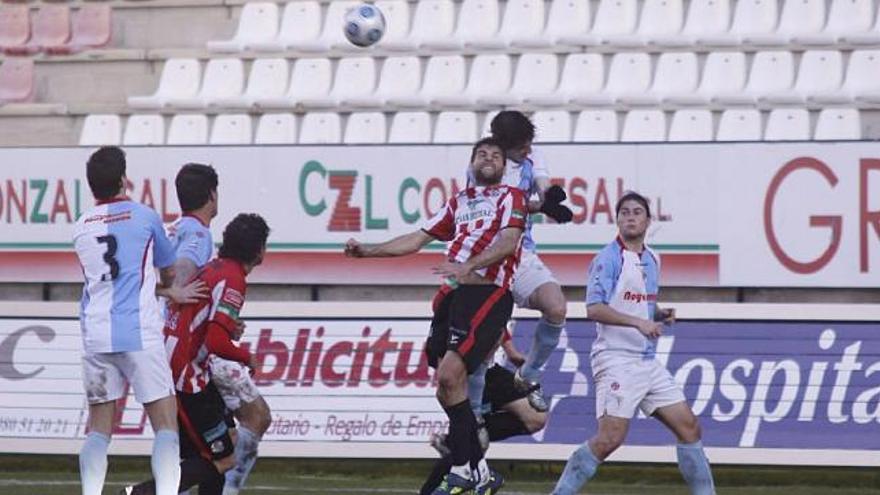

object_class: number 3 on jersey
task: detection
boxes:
[96,235,119,281]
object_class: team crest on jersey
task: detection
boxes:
[210,440,226,454]
[611,381,620,391]
[222,288,244,307]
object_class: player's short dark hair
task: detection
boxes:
[490,111,536,151]
[218,213,270,266]
[469,137,507,163]
[616,191,652,218]
[86,146,126,200]
[176,163,218,213]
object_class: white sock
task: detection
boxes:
[152,429,181,495]
[79,432,110,495]
[223,426,260,494]
[475,458,491,487]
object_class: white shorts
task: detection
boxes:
[593,357,685,419]
[512,250,558,308]
[209,356,261,411]
[81,344,175,405]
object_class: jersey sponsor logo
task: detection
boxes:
[83,211,132,224]
[454,208,494,224]
[222,288,244,308]
[622,291,657,304]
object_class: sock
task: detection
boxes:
[677,441,716,495]
[224,426,260,494]
[552,444,600,495]
[474,458,491,488]
[79,431,110,495]
[467,363,489,418]
[151,429,181,495]
[485,412,530,441]
[419,457,453,495]
[131,457,220,495]
[443,399,475,477]
[198,469,225,495]
[521,319,564,382]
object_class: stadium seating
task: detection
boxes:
[715,51,794,105]
[764,108,811,140]
[762,51,843,105]
[433,111,478,143]
[573,110,619,142]
[347,56,421,108]
[539,0,592,47]
[299,112,342,143]
[166,114,209,145]
[300,56,376,108]
[0,4,29,54]
[250,1,320,52]
[443,54,511,106]
[167,58,245,109]
[343,112,387,143]
[670,52,746,105]
[395,55,466,107]
[431,0,501,50]
[496,53,559,105]
[620,109,667,142]
[844,5,880,45]
[528,53,603,106]
[123,114,165,145]
[580,0,639,46]
[375,0,413,50]
[410,0,457,49]
[532,110,572,142]
[801,0,873,45]
[128,58,202,109]
[265,57,333,109]
[388,111,432,143]
[209,114,253,144]
[668,109,714,141]
[218,58,289,110]
[611,0,684,47]
[0,57,34,104]
[750,0,825,46]
[716,109,762,141]
[814,108,862,140]
[208,2,279,53]
[295,1,358,52]
[630,52,699,105]
[254,113,298,144]
[583,52,651,106]
[654,0,730,47]
[7,3,69,56]
[492,0,546,48]
[79,114,121,146]
[45,3,111,55]
[811,50,880,104]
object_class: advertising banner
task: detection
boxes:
[2,307,878,464]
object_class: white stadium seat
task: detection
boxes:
[762,50,842,105]
[544,0,593,47]
[843,5,880,45]
[702,0,776,47]
[764,108,810,141]
[344,112,387,143]
[811,50,880,105]
[668,109,714,141]
[716,109,762,141]
[529,53,604,107]
[814,108,861,141]
[295,1,358,52]
[577,0,638,46]
[482,53,557,106]
[423,0,500,50]
[606,0,684,47]
[258,57,332,109]
[210,114,252,145]
[799,0,873,46]
[579,52,651,106]
[433,111,478,143]
[655,0,731,47]
[166,114,209,145]
[388,111,432,143]
[123,115,165,146]
[573,110,619,142]
[621,110,667,142]
[250,1,321,52]
[299,112,342,144]
[167,58,245,109]
[391,55,466,108]
[474,0,545,49]
[480,110,499,137]
[628,52,698,106]
[128,58,201,110]
[375,0,414,50]
[714,51,794,105]
[347,56,421,108]
[411,0,457,49]
[532,110,572,142]
[218,58,289,109]
[437,54,511,107]
[300,57,376,108]
[254,113,297,144]
[667,52,746,106]
[749,0,825,46]
[207,2,279,53]
[79,114,121,146]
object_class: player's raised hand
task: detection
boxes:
[164,280,208,304]
[432,260,472,281]
[344,238,366,258]
[637,320,664,339]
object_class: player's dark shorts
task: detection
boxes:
[177,381,236,460]
[425,284,513,374]
[483,364,529,412]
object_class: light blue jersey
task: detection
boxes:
[586,237,661,359]
[167,215,213,268]
[74,198,176,354]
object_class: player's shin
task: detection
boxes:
[151,429,181,495]
[676,441,716,495]
[223,425,260,494]
[521,319,564,382]
[79,431,110,495]
[552,444,600,495]
[467,363,489,418]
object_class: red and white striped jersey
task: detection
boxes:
[422,185,527,288]
[165,258,250,394]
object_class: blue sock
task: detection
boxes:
[677,441,716,495]
[152,429,181,495]
[467,362,489,417]
[79,431,110,495]
[521,319,564,382]
[224,426,261,494]
[552,444,600,495]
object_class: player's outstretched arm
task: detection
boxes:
[587,303,664,339]
[434,227,524,280]
[345,230,435,258]
[156,261,207,304]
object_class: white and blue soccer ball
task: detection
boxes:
[343,3,386,48]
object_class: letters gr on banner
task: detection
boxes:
[2,318,880,454]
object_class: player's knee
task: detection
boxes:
[590,433,623,460]
[214,454,236,474]
[545,303,566,326]
[680,417,702,443]
[253,400,272,435]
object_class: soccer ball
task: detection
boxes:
[343,3,386,48]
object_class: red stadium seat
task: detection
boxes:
[0,4,30,54]
[6,4,70,55]
[0,57,34,104]
[46,4,111,55]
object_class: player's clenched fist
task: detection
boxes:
[345,238,365,258]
